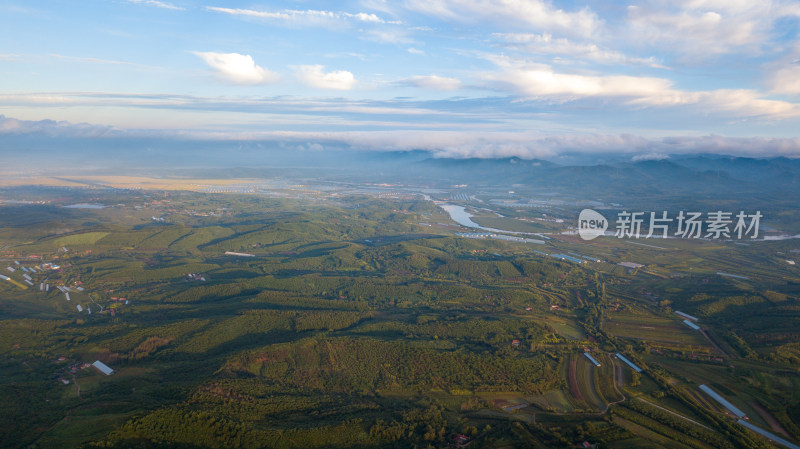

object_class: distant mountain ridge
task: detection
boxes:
[1,132,798,197]
[410,154,798,196]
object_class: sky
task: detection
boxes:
[2,0,800,159]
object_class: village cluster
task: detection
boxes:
[1,249,134,318]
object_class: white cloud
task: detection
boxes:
[193,52,279,85]
[402,0,601,37]
[0,92,444,117]
[625,0,800,56]
[361,28,416,44]
[484,57,800,118]
[768,65,800,95]
[205,6,288,19]
[631,89,800,118]
[407,47,425,55]
[351,12,386,23]
[360,0,397,16]
[240,130,800,159]
[658,134,800,157]
[128,0,184,11]
[487,63,672,98]
[490,33,667,68]
[207,6,409,44]
[404,75,462,91]
[49,53,143,66]
[0,114,119,137]
[296,65,356,90]
[205,6,397,24]
[632,152,669,161]
[295,142,325,152]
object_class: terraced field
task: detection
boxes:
[567,353,607,411]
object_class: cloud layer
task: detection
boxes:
[4,113,800,160]
[3,0,800,159]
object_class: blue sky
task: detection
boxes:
[2,0,800,158]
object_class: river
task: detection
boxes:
[439,204,545,244]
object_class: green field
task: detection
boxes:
[605,312,712,348]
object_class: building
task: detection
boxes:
[737,419,800,449]
[454,434,471,448]
[618,262,644,269]
[583,352,601,367]
[92,360,115,376]
[683,319,701,331]
[615,353,642,373]
[675,310,699,321]
[224,251,255,257]
[699,384,746,419]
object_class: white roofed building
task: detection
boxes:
[92,360,114,376]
